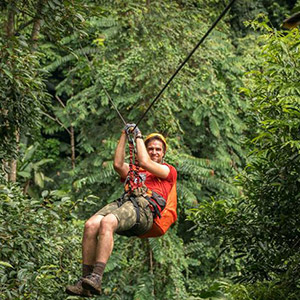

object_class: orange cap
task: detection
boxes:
[144,133,167,151]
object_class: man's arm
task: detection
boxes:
[113,131,129,179]
[135,137,170,179]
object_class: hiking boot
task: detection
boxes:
[66,278,92,297]
[82,273,102,295]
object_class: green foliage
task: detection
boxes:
[40,0,247,207]
[222,280,300,300]
[190,21,300,299]
[0,0,101,160]
[17,142,56,197]
[2,1,253,298]
[230,0,296,36]
[97,231,189,300]
[239,23,300,287]
[2,1,300,299]
[0,39,49,160]
[0,180,95,299]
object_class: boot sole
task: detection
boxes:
[81,279,102,295]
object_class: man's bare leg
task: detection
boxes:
[82,214,104,266]
[81,213,118,294]
[95,213,118,263]
[66,214,104,297]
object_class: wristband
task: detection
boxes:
[135,135,143,140]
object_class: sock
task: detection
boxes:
[93,262,106,277]
[82,264,93,277]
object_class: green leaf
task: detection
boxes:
[0,261,13,268]
[23,144,38,162]
[18,171,31,178]
[209,116,220,138]
[3,69,13,79]
[34,172,44,188]
[34,158,54,167]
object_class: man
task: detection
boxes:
[66,124,177,297]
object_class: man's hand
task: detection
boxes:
[124,123,141,139]
[124,123,135,135]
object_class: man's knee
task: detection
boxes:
[99,214,118,234]
[84,215,103,235]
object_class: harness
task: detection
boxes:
[124,138,143,193]
[117,135,166,231]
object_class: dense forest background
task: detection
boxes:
[1,0,300,299]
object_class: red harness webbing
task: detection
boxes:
[125,140,143,193]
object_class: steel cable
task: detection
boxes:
[134,0,237,129]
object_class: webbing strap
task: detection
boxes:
[145,196,162,219]
[126,139,142,192]
[130,196,140,225]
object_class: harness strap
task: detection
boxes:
[145,196,161,218]
[129,196,140,225]
[125,140,143,193]
[151,191,167,211]
[116,196,123,208]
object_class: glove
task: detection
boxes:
[124,123,136,135]
[124,123,141,139]
[133,125,141,139]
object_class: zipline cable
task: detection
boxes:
[99,80,127,126]
[134,0,237,128]
[79,44,128,126]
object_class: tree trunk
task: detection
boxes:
[6,1,15,37]
[31,0,44,49]
[24,179,30,194]
[31,19,42,49]
[9,159,17,182]
[8,130,20,182]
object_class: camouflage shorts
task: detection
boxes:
[95,194,153,236]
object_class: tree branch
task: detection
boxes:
[41,111,71,135]
[55,95,66,108]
